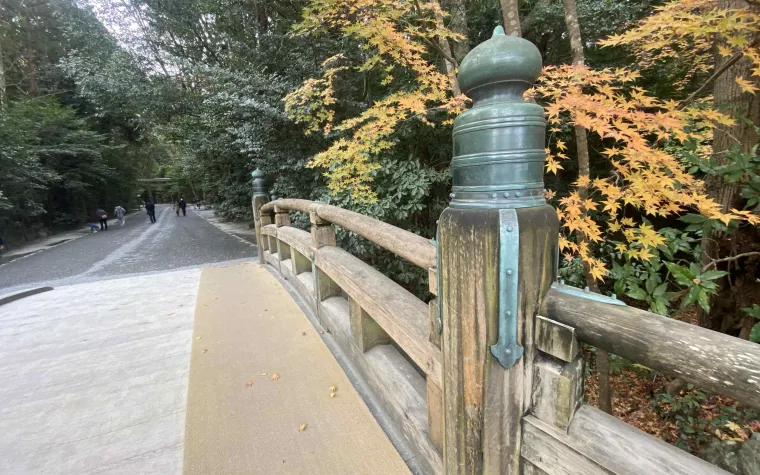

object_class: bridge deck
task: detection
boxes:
[0,263,409,474]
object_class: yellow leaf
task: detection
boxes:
[299,424,307,431]
[736,76,759,95]
[271,374,280,381]
[245,381,253,388]
[329,386,337,392]
[555,140,567,152]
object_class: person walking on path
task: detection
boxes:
[95,208,108,231]
[174,201,180,217]
[114,205,127,227]
[179,198,187,216]
[145,199,156,223]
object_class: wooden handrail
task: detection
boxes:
[260,199,436,270]
[544,287,760,408]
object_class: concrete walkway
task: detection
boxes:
[0,268,200,474]
[184,262,410,475]
[0,262,410,474]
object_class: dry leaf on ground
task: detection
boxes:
[196,336,202,340]
[245,381,253,388]
[299,424,307,431]
[271,374,280,381]
[201,348,208,353]
[329,386,337,392]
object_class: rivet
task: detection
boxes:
[449,193,456,198]
[584,286,590,292]
[506,269,513,275]
[491,193,497,198]
[507,311,512,316]
[505,348,512,354]
[507,226,513,232]
[543,188,547,193]
[504,192,510,198]
[515,191,521,197]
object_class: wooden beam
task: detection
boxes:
[535,315,579,363]
[349,297,391,352]
[544,288,760,407]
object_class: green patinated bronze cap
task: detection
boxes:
[451,26,547,209]
[251,168,268,196]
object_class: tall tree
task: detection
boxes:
[561,0,613,415]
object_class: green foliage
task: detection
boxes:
[743,304,760,344]
[655,386,760,453]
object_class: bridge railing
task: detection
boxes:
[247,26,760,475]
[255,198,444,474]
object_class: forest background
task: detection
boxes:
[1,0,759,463]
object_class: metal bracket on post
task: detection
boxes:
[551,281,627,306]
[491,208,524,368]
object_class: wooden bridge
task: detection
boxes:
[241,27,760,475]
[2,25,757,475]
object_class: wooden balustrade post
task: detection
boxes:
[251,169,270,264]
[439,27,558,474]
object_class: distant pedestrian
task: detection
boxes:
[174,201,180,216]
[145,199,156,223]
[95,208,108,231]
[114,205,127,227]
[179,198,187,216]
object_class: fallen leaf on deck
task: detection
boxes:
[262,372,267,376]
[201,348,208,353]
[319,330,324,335]
[167,312,175,316]
[271,374,280,381]
[329,386,337,392]
[196,336,202,340]
[330,392,336,398]
[302,332,306,336]
[299,424,307,431]
[245,381,253,388]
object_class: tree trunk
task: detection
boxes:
[433,8,461,95]
[444,0,470,60]
[562,0,614,415]
[0,36,6,108]
[500,0,521,36]
[701,0,760,330]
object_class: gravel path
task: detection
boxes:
[0,205,256,297]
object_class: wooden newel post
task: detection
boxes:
[251,169,270,264]
[439,27,558,474]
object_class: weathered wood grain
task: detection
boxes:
[535,315,579,363]
[263,199,436,269]
[314,246,443,388]
[429,299,441,348]
[428,268,438,295]
[531,354,584,431]
[276,226,313,259]
[544,288,760,407]
[350,297,392,352]
[276,240,291,262]
[274,205,291,228]
[315,266,342,303]
[439,208,500,475]
[484,206,559,474]
[427,378,443,453]
[311,211,336,248]
[522,406,729,475]
[317,295,443,474]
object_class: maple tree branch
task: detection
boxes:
[702,251,760,271]
[677,38,760,111]
[420,35,459,69]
